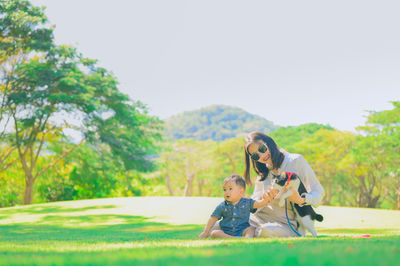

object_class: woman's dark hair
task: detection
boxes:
[243,131,284,185]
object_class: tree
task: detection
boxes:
[356,101,400,209]
[294,129,356,205]
[155,137,254,198]
[6,45,161,204]
[174,139,214,196]
[270,123,333,152]
[337,135,389,208]
[1,1,162,204]
[156,139,217,197]
[331,101,400,209]
[0,0,53,172]
[68,143,120,199]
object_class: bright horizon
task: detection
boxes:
[31,0,400,132]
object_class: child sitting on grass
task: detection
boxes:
[198,174,269,238]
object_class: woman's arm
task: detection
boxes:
[295,155,325,207]
[286,188,306,205]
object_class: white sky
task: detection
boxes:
[31,0,400,132]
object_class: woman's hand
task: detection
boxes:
[262,183,279,204]
[286,187,306,205]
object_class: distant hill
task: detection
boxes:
[164,105,278,141]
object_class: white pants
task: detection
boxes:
[253,222,299,238]
[211,220,299,238]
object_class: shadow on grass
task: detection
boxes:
[0,205,118,215]
[0,214,203,242]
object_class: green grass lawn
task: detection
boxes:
[0,197,399,265]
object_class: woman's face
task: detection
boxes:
[248,141,272,166]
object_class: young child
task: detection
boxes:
[198,174,269,238]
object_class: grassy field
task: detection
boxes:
[0,197,399,265]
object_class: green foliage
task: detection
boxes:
[67,143,128,199]
[293,129,356,206]
[0,0,163,205]
[270,123,333,152]
[152,136,258,198]
[36,142,156,202]
[164,105,277,141]
[349,101,400,208]
[37,171,75,202]
[0,0,53,55]
[0,151,24,207]
[0,0,53,176]
[0,0,398,211]
[154,109,400,210]
[70,162,116,198]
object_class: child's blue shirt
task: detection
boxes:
[211,197,256,236]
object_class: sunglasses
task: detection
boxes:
[249,143,269,161]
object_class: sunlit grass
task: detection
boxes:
[0,197,399,265]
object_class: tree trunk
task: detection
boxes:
[359,178,380,208]
[226,154,237,174]
[322,179,332,205]
[165,157,174,196]
[359,187,379,208]
[165,173,174,196]
[367,195,379,208]
[23,175,35,205]
[198,179,204,196]
[183,173,194,197]
[19,140,83,205]
[357,175,380,208]
[19,151,35,205]
[396,187,400,210]
[357,188,363,207]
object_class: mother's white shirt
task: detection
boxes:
[251,150,325,226]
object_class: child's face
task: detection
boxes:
[223,181,244,203]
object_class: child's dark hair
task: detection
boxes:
[223,174,246,189]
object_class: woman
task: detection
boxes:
[244,131,325,237]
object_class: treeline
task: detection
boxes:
[151,106,400,210]
[0,0,162,206]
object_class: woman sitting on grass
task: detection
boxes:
[244,131,325,237]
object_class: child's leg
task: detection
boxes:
[242,226,256,238]
[210,230,235,238]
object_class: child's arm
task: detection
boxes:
[198,216,219,238]
[253,197,269,209]
[252,185,277,209]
